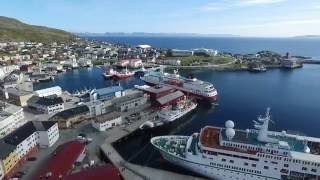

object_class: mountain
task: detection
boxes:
[292,35,320,39]
[0,16,76,42]
[76,32,240,38]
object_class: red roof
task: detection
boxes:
[34,141,86,179]
[65,164,122,180]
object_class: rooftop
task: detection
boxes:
[95,86,123,96]
[0,101,23,121]
[3,121,36,146]
[93,111,121,123]
[64,164,122,180]
[143,86,174,94]
[156,91,184,105]
[5,87,33,96]
[28,95,64,106]
[112,91,144,104]
[52,105,89,120]
[34,141,86,180]
[0,142,16,159]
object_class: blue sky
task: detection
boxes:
[1,0,320,37]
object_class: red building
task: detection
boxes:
[141,86,185,108]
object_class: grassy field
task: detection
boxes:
[163,55,236,66]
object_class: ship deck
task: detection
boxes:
[152,136,188,158]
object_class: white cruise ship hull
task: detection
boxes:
[159,149,278,180]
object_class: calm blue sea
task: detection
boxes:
[87,36,320,59]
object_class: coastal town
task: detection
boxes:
[0,37,317,180]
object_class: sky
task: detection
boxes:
[1,0,320,37]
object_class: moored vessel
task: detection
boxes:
[139,99,197,130]
[141,69,218,103]
[151,108,320,180]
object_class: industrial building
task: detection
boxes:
[91,111,122,131]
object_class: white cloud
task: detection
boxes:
[200,0,286,12]
[237,0,287,6]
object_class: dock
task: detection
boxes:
[100,106,206,180]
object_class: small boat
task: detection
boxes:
[113,67,134,79]
[103,68,115,78]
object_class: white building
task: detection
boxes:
[35,86,62,97]
[171,49,193,57]
[0,102,25,138]
[27,96,64,114]
[33,121,59,148]
[193,48,218,56]
[78,58,93,67]
[163,59,181,66]
[3,121,59,160]
[91,111,122,131]
[86,100,106,117]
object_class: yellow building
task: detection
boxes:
[0,143,19,179]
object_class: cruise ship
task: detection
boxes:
[141,70,218,103]
[151,108,320,180]
[139,99,197,130]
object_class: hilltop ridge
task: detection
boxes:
[0,16,76,42]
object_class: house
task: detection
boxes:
[91,111,122,131]
[0,101,25,138]
[27,96,64,114]
[35,86,62,97]
[50,105,89,128]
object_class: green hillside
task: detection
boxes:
[0,16,76,42]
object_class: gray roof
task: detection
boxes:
[28,95,63,106]
[156,91,184,105]
[0,142,16,159]
[93,111,121,123]
[95,86,123,96]
[144,86,173,94]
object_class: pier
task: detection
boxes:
[100,106,205,180]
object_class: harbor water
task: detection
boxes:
[35,64,320,173]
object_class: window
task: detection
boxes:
[311,169,317,173]
[222,159,226,162]
[302,167,307,171]
[284,164,289,168]
[230,160,234,163]
[264,166,269,170]
[252,164,256,167]
[244,162,248,166]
